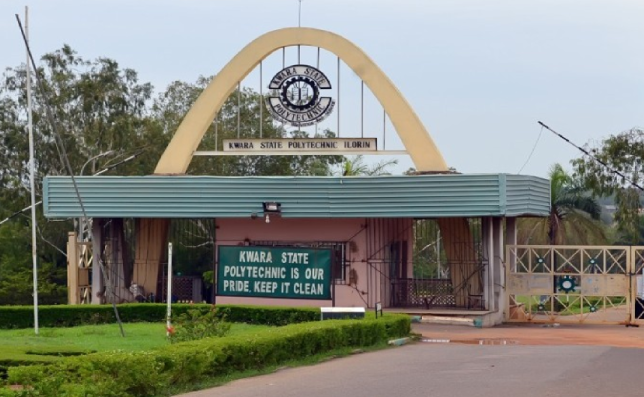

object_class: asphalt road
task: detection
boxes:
[179,343,644,397]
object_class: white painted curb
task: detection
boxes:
[420,316,480,327]
[388,337,411,346]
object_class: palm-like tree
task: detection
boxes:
[340,155,398,176]
[518,163,607,245]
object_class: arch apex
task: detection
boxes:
[154,27,448,174]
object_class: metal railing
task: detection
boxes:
[391,278,455,308]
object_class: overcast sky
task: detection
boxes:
[1,0,642,177]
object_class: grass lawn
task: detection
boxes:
[0,322,269,370]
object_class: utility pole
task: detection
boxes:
[26,5,39,335]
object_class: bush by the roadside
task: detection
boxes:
[215,305,319,326]
[0,304,319,329]
[169,307,231,343]
[0,346,94,381]
[6,315,410,396]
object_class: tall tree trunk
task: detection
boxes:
[548,213,559,245]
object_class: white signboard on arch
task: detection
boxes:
[222,138,377,153]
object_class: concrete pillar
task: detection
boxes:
[493,217,504,319]
[133,218,170,299]
[91,219,105,304]
[192,278,203,303]
[67,232,79,304]
[482,217,506,324]
[506,217,517,271]
[438,218,480,308]
[481,218,491,311]
[111,220,126,297]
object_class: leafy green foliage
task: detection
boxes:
[339,155,398,176]
[0,222,67,306]
[0,346,94,381]
[0,46,158,308]
[0,304,320,329]
[169,307,230,343]
[0,47,346,301]
[411,220,446,278]
[0,263,66,306]
[215,305,320,326]
[572,127,644,243]
[5,315,410,396]
[0,322,268,385]
[202,270,214,288]
[612,188,642,243]
[518,163,607,245]
[153,78,342,177]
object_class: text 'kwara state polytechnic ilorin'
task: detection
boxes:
[223,138,377,152]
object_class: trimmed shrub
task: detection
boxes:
[215,305,319,325]
[169,307,230,343]
[0,346,94,381]
[6,315,410,396]
[0,304,320,329]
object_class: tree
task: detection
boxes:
[0,46,355,301]
[339,155,398,176]
[0,46,348,303]
[518,163,607,245]
[153,78,343,177]
[572,127,644,243]
[1,45,159,187]
[0,45,161,304]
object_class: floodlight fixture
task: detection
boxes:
[262,202,282,213]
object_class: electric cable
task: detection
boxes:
[517,125,544,174]
[538,121,643,191]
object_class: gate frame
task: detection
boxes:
[631,246,644,325]
[505,244,644,326]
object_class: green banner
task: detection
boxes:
[217,246,332,300]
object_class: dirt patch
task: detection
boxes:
[413,323,644,348]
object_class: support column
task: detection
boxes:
[67,232,79,304]
[493,217,504,318]
[102,219,130,303]
[506,217,517,271]
[437,218,480,309]
[91,219,104,304]
[133,218,170,300]
[482,218,495,311]
[505,217,519,319]
[437,218,487,307]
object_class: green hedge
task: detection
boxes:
[0,304,320,329]
[5,315,410,396]
[0,346,94,381]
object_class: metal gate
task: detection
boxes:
[506,245,644,325]
[631,247,644,324]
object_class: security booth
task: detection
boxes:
[47,173,549,325]
[42,26,550,327]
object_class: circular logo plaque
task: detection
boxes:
[266,64,335,127]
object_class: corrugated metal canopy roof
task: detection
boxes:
[43,174,550,219]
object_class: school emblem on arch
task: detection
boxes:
[266,64,335,127]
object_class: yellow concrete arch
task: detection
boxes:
[154,27,448,174]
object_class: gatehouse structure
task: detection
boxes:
[45,27,553,326]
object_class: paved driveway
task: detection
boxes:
[179,343,643,397]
